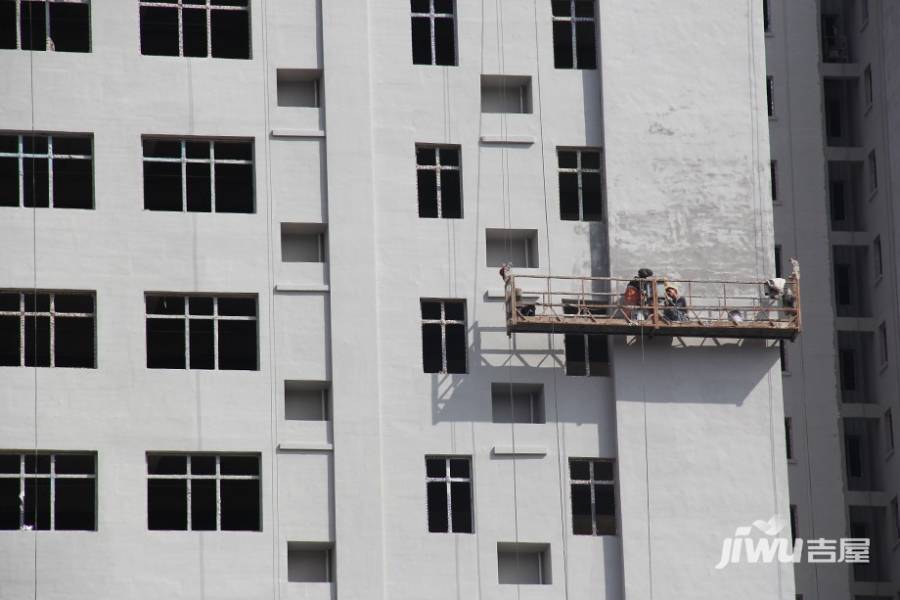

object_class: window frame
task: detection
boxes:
[0,451,97,531]
[146,452,261,531]
[766,75,775,117]
[138,0,251,59]
[424,455,473,534]
[0,290,96,368]
[557,147,604,222]
[420,299,467,374]
[144,293,259,371]
[569,457,616,536]
[551,0,597,70]
[410,0,456,66]
[1,0,92,52]
[142,137,255,213]
[0,132,94,209]
[415,144,462,219]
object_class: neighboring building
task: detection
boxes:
[0,2,794,599]
[767,0,900,597]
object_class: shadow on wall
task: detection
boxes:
[430,319,615,425]
[614,336,780,407]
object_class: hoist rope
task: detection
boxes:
[528,0,572,595]
[258,1,282,596]
[28,4,39,599]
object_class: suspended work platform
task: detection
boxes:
[503,265,801,340]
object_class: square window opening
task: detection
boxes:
[481,75,532,114]
[284,380,329,421]
[287,542,333,582]
[276,69,321,108]
[497,543,551,585]
[281,223,327,263]
[485,228,538,269]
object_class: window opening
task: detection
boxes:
[569,458,615,535]
[0,291,95,368]
[425,456,473,533]
[416,145,461,218]
[420,299,466,373]
[551,0,596,69]
[139,0,250,59]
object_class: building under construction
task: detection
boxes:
[3,1,894,600]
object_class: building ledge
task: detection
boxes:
[274,284,330,293]
[480,134,535,145]
[277,442,333,452]
[492,445,547,457]
[271,129,326,139]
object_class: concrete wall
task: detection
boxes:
[601,1,794,598]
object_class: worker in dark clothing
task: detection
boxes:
[623,267,653,320]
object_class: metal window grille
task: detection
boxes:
[0,291,95,367]
[0,133,93,208]
[138,0,249,58]
[4,0,91,51]
[551,0,596,69]
[142,139,253,212]
[425,456,472,533]
[569,458,615,536]
[420,299,466,374]
[415,145,460,218]
[0,452,96,530]
[145,294,257,370]
[146,453,259,531]
[411,0,455,65]
[558,148,602,221]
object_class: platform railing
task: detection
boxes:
[503,270,801,338]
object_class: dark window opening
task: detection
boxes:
[552,0,596,69]
[143,138,253,213]
[558,148,603,221]
[411,0,456,66]
[425,456,472,533]
[570,458,616,535]
[146,294,257,371]
[147,454,260,531]
[416,145,461,218]
[0,134,93,209]
[139,1,250,59]
[0,291,95,368]
[0,452,96,531]
[421,299,466,374]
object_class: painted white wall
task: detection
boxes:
[601,1,795,598]
[0,0,803,598]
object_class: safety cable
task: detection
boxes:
[527,0,572,595]
[257,1,282,597]
[27,3,39,598]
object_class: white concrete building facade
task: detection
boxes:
[0,1,793,599]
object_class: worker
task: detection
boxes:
[662,281,687,322]
[623,267,653,320]
[499,264,536,317]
